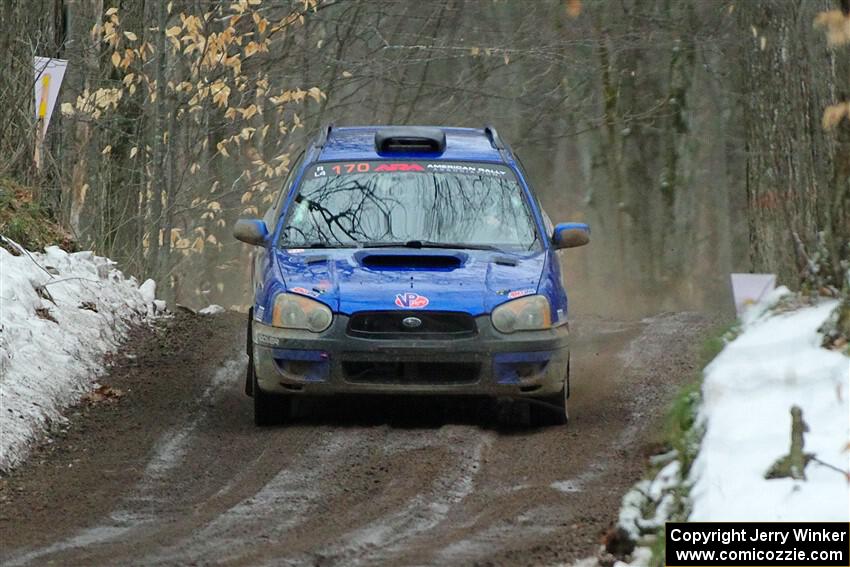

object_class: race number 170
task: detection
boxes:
[331,163,370,174]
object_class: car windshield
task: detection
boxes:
[279,161,540,251]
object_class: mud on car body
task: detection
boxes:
[234,125,590,426]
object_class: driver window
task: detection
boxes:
[264,151,304,228]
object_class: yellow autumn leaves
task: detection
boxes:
[60,87,123,120]
[66,2,326,165]
[814,9,850,47]
[166,226,220,256]
[823,102,850,131]
[58,0,327,268]
[815,9,850,132]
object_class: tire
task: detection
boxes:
[250,349,292,427]
[245,310,254,397]
[529,385,569,427]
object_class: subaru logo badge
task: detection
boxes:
[401,316,422,329]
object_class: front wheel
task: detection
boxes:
[529,386,569,426]
[251,358,292,426]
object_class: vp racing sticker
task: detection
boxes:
[395,292,429,309]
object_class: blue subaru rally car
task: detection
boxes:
[234,125,589,426]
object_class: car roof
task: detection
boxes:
[315,126,508,164]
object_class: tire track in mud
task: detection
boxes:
[297,428,493,567]
[0,311,715,566]
[143,430,362,565]
[136,425,492,566]
[2,356,247,567]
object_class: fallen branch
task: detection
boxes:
[39,276,100,288]
[0,234,55,279]
[811,456,850,482]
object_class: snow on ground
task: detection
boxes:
[592,290,850,567]
[198,304,225,315]
[690,289,850,520]
[0,244,162,471]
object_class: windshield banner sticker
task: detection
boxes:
[318,161,510,178]
[395,292,429,309]
[425,163,507,177]
[328,162,425,175]
[374,163,424,172]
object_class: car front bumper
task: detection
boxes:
[252,315,569,397]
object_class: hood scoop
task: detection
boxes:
[359,253,462,270]
[492,255,518,267]
[302,254,330,265]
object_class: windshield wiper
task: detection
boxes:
[361,240,502,252]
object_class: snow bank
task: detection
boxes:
[199,304,225,315]
[0,245,162,471]
[690,292,850,520]
[599,292,849,567]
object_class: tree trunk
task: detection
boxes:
[738,0,844,289]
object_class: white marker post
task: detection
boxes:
[730,273,777,317]
[33,56,68,171]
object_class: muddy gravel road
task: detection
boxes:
[0,310,712,566]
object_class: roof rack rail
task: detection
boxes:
[314,123,334,149]
[483,124,505,150]
[374,126,446,154]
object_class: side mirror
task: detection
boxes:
[552,222,590,249]
[233,219,269,246]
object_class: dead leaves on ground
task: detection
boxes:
[35,307,57,323]
[82,385,124,405]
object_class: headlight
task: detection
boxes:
[491,295,552,333]
[271,293,333,332]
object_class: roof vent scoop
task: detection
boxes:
[375,127,446,154]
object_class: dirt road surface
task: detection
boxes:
[0,310,712,566]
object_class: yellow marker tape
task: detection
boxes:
[38,73,50,118]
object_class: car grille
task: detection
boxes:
[342,360,480,385]
[346,311,476,339]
